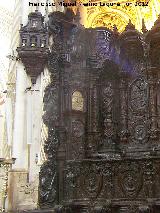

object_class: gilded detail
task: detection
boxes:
[72,91,84,111]
[68,0,160,32]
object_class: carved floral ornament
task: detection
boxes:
[72,119,84,138]
[129,78,148,113]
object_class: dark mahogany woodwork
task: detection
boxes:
[17,10,160,213]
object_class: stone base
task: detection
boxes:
[7,170,39,212]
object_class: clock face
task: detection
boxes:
[129,78,148,113]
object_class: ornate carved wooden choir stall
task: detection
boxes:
[17,9,160,213]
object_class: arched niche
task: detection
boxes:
[72,91,84,111]
[30,35,38,47]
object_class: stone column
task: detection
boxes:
[7,1,31,211]
[10,63,40,211]
[29,75,42,182]
[12,62,27,169]
[5,97,13,146]
[26,90,32,146]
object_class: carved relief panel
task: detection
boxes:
[129,78,148,114]
[64,159,160,205]
[102,82,114,139]
[128,77,149,146]
[97,64,120,151]
[70,119,85,159]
